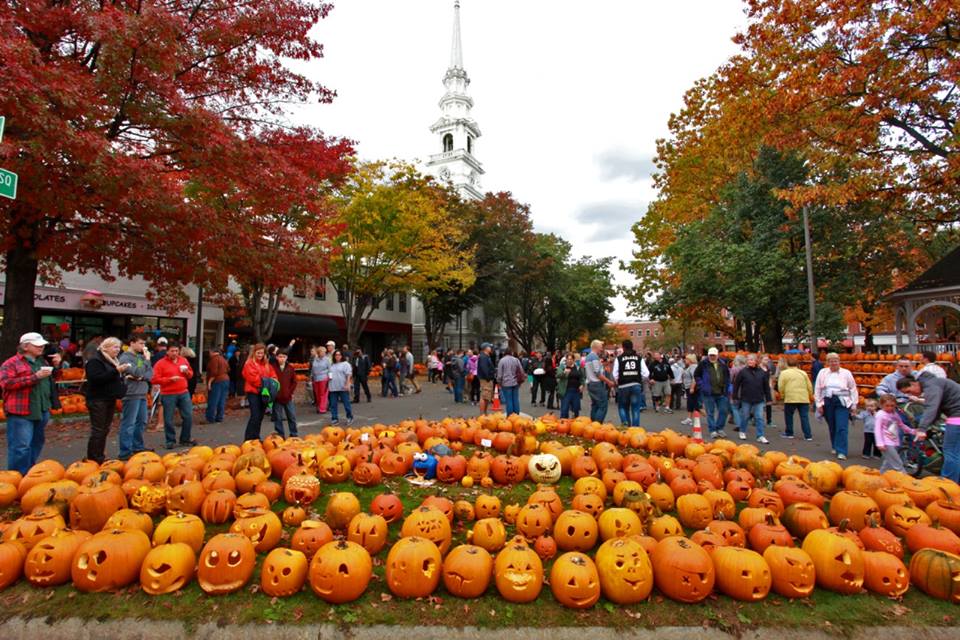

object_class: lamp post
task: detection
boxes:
[802,206,817,356]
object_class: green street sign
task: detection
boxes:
[0,168,17,200]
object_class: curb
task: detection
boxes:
[1,620,959,640]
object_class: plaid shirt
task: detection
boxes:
[0,353,42,416]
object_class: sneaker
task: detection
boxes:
[716,431,727,438]
[710,431,721,439]
[780,434,795,439]
[768,423,778,429]
[805,437,815,442]
[757,436,770,444]
[837,453,847,460]
[663,408,674,414]
[739,432,747,440]
[830,449,836,455]
[681,418,692,426]
[331,419,340,425]
[654,407,660,413]
[346,418,354,426]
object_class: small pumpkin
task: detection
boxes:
[0,541,26,590]
[140,543,196,595]
[291,520,334,559]
[346,513,389,555]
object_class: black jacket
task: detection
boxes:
[733,365,771,404]
[84,352,126,401]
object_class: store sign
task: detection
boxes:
[0,286,190,318]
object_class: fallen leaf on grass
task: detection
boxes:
[380,592,393,602]
[890,604,910,617]
[489,609,496,617]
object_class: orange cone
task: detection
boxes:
[691,410,704,443]
[492,386,501,411]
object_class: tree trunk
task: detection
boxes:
[762,321,783,354]
[1,243,40,357]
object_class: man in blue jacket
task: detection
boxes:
[692,347,731,438]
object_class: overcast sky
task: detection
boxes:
[293,0,748,320]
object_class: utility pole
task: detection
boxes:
[802,205,818,356]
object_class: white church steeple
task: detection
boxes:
[426,0,484,200]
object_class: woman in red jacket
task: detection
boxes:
[242,343,277,441]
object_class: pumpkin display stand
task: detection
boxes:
[0,413,958,632]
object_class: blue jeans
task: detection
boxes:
[6,412,48,474]
[501,385,520,416]
[617,385,644,427]
[244,393,266,441]
[453,375,465,403]
[942,425,960,483]
[206,380,229,422]
[273,400,298,437]
[588,382,608,423]
[560,387,581,418]
[161,393,194,446]
[739,401,766,439]
[784,403,811,439]
[329,390,353,422]
[119,397,147,459]
[702,394,730,433]
[382,373,398,398]
[823,395,850,456]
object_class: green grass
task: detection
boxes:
[1,442,958,631]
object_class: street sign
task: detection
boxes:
[0,116,4,143]
[0,168,17,200]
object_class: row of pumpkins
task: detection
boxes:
[0,414,957,606]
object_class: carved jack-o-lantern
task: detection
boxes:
[291,520,334,559]
[24,528,92,586]
[595,537,653,604]
[284,472,321,505]
[650,537,715,603]
[152,512,205,553]
[71,529,151,592]
[436,455,467,483]
[401,507,452,555]
[199,489,237,524]
[553,510,599,552]
[385,536,442,598]
[474,495,501,520]
[260,548,308,597]
[442,544,493,598]
[711,547,771,601]
[528,454,561,485]
[597,507,643,541]
[862,550,909,597]
[197,533,256,594]
[166,481,206,515]
[802,529,865,594]
[550,552,600,609]
[347,513,389,555]
[469,517,507,553]
[370,493,404,524]
[2,507,66,550]
[139,543,196,595]
[0,541,26,590]
[494,540,543,603]
[308,540,373,603]
[571,493,605,519]
[763,545,816,598]
[515,504,553,542]
[229,509,283,553]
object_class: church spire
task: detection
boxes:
[450,1,463,70]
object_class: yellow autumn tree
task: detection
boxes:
[326,160,475,347]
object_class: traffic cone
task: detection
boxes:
[691,410,704,443]
[492,386,501,412]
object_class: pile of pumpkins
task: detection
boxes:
[0,413,959,608]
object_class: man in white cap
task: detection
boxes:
[692,347,731,438]
[0,332,60,473]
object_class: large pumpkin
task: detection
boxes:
[493,540,543,603]
[401,507,452,555]
[24,528,92,587]
[763,545,815,598]
[140,543,196,595]
[68,479,128,533]
[711,547,771,601]
[309,540,372,604]
[197,533,256,594]
[385,536,442,598]
[0,541,26,590]
[801,529,864,594]
[261,548,308,597]
[650,537,715,603]
[595,537,653,604]
[71,529,151,592]
[442,544,493,598]
[550,552,600,609]
[909,548,960,603]
[152,512,205,553]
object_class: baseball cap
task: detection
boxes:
[481,342,492,350]
[708,347,719,356]
[157,337,168,345]
[19,332,48,347]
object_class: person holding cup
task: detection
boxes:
[0,332,60,473]
[83,337,129,462]
[151,341,197,450]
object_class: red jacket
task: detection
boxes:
[272,362,299,404]
[152,356,193,396]
[243,358,276,394]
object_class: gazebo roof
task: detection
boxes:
[888,245,960,299]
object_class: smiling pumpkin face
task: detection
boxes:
[763,545,816,598]
[595,537,653,604]
[24,528,91,587]
[550,552,601,609]
[650,536,716,603]
[494,541,543,603]
[308,540,373,604]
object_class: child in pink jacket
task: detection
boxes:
[874,394,925,473]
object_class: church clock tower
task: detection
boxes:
[425,0,484,200]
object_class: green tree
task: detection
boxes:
[539,254,615,352]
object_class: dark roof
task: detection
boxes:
[893,245,960,295]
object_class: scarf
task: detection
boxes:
[98,348,121,369]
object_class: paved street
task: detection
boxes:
[1,380,879,469]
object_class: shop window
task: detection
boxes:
[386,293,394,311]
[337,286,346,303]
[398,293,407,313]
[314,278,326,301]
[293,278,306,298]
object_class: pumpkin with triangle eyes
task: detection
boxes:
[474,494,501,520]
[494,540,543,603]
[308,540,372,603]
[370,492,404,524]
[24,528,91,586]
[2,507,66,550]
[597,507,642,541]
[347,513,389,555]
[763,545,815,598]
[197,533,256,594]
[571,493,605,519]
[711,547,771,601]
[385,536,442,598]
[595,537,653,604]
[515,503,553,542]
[802,529,864,594]
[650,537,715,603]
[550,552,600,609]
[71,529,151,592]
[291,520,334,559]
[260,548,308,597]
[139,543,196,595]
[442,544,493,598]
